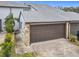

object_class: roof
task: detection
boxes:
[63,12,79,20]
[0,1,28,8]
[23,4,71,23]
[22,4,79,23]
[0,2,79,23]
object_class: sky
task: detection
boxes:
[24,1,79,7]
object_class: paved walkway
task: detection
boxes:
[31,38,79,57]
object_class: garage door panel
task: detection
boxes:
[30,24,65,43]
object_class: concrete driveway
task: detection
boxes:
[31,38,79,57]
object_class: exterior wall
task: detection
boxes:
[66,22,70,39]
[0,8,10,31]
[0,7,24,31]
[71,23,79,35]
[23,23,30,46]
[0,33,5,51]
[11,8,23,18]
[14,20,19,31]
[0,33,5,44]
[19,12,30,46]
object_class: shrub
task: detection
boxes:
[12,52,35,57]
[5,14,14,33]
[0,13,15,57]
[69,34,77,42]
[5,33,12,42]
[21,52,34,57]
[1,41,13,57]
[0,33,13,57]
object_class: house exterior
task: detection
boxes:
[0,2,79,46]
[20,4,79,45]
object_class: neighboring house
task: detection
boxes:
[1,2,79,46]
[0,1,29,31]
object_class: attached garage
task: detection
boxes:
[30,23,66,43]
[22,4,79,45]
[71,23,79,35]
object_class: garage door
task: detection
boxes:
[71,23,79,35]
[30,24,65,43]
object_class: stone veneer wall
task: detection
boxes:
[0,33,5,51]
[0,33,5,44]
[23,23,30,46]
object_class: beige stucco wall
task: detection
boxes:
[23,23,30,46]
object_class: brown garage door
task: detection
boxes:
[30,24,65,43]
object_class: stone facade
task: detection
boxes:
[23,23,30,46]
[0,33,5,44]
[0,33,5,51]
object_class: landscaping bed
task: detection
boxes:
[69,34,79,46]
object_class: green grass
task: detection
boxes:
[12,52,35,57]
[0,51,36,57]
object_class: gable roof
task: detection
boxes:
[23,4,72,23]
[0,1,28,8]
[63,12,79,20]
[22,4,79,23]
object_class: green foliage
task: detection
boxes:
[5,33,12,42]
[20,52,34,57]
[12,52,35,57]
[5,13,14,33]
[1,41,13,57]
[62,7,79,13]
[68,34,79,47]
[0,14,15,57]
[69,34,77,42]
[0,33,13,57]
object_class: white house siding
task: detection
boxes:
[0,7,10,31]
[0,7,24,31]
[18,12,30,46]
[11,8,23,18]
[14,20,19,31]
[19,13,25,41]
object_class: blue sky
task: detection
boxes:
[24,1,79,7]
